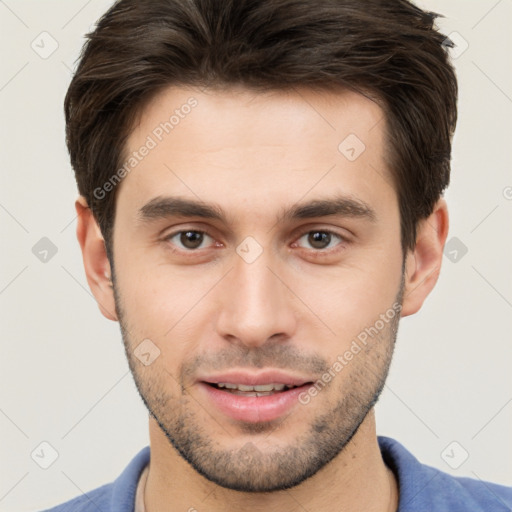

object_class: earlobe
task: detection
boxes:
[75,196,118,322]
[401,198,449,317]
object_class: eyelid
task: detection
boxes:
[291,221,352,240]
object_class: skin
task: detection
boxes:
[76,85,449,512]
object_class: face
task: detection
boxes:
[110,85,405,492]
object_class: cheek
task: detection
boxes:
[297,255,400,326]
[113,212,402,355]
[115,255,220,358]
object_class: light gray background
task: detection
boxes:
[1,1,511,510]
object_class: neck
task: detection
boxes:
[144,409,398,512]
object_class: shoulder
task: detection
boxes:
[35,446,150,512]
[39,483,113,512]
[378,436,512,511]
[453,474,512,508]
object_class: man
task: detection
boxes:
[42,0,511,510]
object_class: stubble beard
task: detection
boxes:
[113,269,404,492]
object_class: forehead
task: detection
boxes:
[131,84,385,150]
[116,85,394,221]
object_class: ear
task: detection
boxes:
[75,196,118,321]
[401,198,449,317]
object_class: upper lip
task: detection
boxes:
[199,369,314,387]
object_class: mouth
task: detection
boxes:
[203,382,307,397]
[197,372,315,422]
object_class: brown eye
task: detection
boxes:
[297,231,344,250]
[180,231,204,249]
[308,232,331,249]
[165,230,213,250]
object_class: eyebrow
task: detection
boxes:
[137,194,377,226]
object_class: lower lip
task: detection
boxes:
[198,382,312,423]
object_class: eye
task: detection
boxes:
[164,230,215,250]
[295,230,346,251]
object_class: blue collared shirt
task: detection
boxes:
[40,436,512,511]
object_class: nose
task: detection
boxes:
[215,246,298,349]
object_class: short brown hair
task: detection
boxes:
[64,0,457,258]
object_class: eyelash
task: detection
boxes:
[162,228,349,255]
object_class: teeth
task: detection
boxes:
[215,383,292,391]
[254,384,285,392]
[237,384,256,392]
